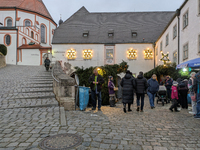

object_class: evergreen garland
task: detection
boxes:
[75,61,129,105]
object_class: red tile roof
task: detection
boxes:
[18,44,51,49]
[0,0,54,22]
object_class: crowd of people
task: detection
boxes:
[88,69,200,119]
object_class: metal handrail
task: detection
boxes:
[51,65,60,83]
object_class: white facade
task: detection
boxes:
[0,8,56,65]
[52,44,154,76]
[156,0,200,66]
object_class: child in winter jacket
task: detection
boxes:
[169,81,180,112]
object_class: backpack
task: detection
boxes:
[179,81,186,88]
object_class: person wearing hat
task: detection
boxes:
[120,70,136,113]
[169,81,180,112]
[108,76,116,107]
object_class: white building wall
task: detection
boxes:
[0,10,16,27]
[18,49,40,66]
[52,44,105,68]
[115,44,154,75]
[52,43,154,76]
[179,0,200,63]
[155,17,178,66]
[0,30,17,65]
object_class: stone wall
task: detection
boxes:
[0,55,6,69]
[52,61,76,111]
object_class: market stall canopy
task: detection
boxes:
[176,58,200,69]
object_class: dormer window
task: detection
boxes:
[132,31,137,37]
[108,29,114,37]
[83,30,89,37]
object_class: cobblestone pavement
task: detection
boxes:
[0,65,200,150]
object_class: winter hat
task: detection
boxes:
[109,76,113,80]
[173,81,178,86]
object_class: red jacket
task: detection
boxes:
[171,86,179,100]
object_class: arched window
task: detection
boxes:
[22,38,26,45]
[5,35,11,46]
[31,31,34,39]
[7,18,12,27]
[41,25,46,43]
[36,34,38,40]
[26,28,29,35]
[25,20,31,27]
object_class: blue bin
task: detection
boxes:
[187,94,191,104]
[79,87,90,111]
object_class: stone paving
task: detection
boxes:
[0,65,200,150]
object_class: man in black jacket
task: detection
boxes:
[44,57,51,67]
[135,72,148,112]
[88,69,104,111]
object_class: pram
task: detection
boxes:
[157,86,168,106]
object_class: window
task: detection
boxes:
[5,35,11,46]
[132,32,137,37]
[83,30,89,37]
[173,24,177,39]
[36,34,38,40]
[22,38,26,45]
[7,18,12,27]
[108,29,114,37]
[166,34,169,46]
[31,31,34,39]
[41,25,46,43]
[25,20,31,27]
[198,35,200,53]
[183,11,188,29]
[173,51,177,63]
[199,0,200,14]
[26,28,29,35]
[156,47,158,56]
[160,41,163,52]
[183,43,188,60]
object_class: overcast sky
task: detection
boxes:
[43,0,185,24]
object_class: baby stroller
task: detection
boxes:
[157,86,168,106]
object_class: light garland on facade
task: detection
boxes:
[144,48,153,59]
[66,49,76,60]
[160,51,171,66]
[83,49,93,59]
[127,49,137,59]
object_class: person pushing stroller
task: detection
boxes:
[169,81,180,112]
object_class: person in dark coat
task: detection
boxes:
[135,71,148,112]
[88,69,105,111]
[165,76,173,102]
[147,74,159,109]
[177,79,188,109]
[193,71,200,119]
[120,70,135,113]
[44,57,51,67]
[108,76,116,107]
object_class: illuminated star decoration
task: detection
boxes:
[144,49,153,59]
[127,49,137,59]
[66,49,76,59]
[83,49,93,59]
[160,51,171,66]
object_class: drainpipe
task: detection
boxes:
[176,9,180,65]
[153,42,156,68]
[15,7,18,65]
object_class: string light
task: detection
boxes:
[66,49,76,59]
[160,52,171,65]
[144,48,153,59]
[127,49,137,59]
[83,49,93,59]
